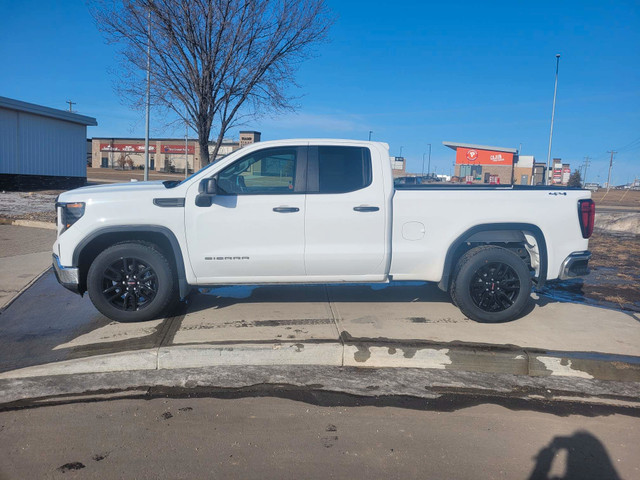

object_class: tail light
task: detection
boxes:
[578,199,595,238]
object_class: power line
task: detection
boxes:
[582,156,590,183]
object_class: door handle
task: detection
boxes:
[353,206,379,212]
[273,207,300,213]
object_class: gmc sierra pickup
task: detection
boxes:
[53,139,595,323]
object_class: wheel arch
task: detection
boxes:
[437,223,548,292]
[73,225,189,298]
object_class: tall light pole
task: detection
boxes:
[422,152,426,177]
[545,54,561,185]
[399,146,403,157]
[184,119,189,180]
[143,9,152,182]
[368,131,373,141]
[427,143,432,178]
[606,151,617,191]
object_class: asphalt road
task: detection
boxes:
[0,394,637,479]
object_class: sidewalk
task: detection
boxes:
[0,223,638,406]
[0,224,56,310]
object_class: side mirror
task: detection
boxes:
[196,178,217,207]
[199,177,217,195]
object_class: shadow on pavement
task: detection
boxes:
[528,430,621,480]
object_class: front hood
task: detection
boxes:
[57,181,169,202]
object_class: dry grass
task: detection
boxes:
[581,231,640,308]
[592,189,640,208]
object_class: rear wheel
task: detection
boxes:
[451,245,532,323]
[87,242,177,322]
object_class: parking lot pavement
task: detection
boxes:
[0,225,56,310]
[1,268,639,386]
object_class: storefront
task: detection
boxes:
[443,141,533,185]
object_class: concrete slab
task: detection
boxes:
[158,343,343,369]
[0,224,56,309]
[328,283,640,356]
[53,319,164,350]
[173,285,338,344]
[0,252,51,309]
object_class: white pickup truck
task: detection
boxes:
[53,139,595,323]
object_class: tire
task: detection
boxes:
[450,245,532,323]
[87,242,177,322]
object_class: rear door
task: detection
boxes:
[304,145,388,280]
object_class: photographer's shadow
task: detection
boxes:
[529,430,620,480]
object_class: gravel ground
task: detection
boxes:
[0,190,60,223]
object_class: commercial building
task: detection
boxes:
[390,156,406,177]
[443,141,535,185]
[0,96,97,189]
[551,158,572,186]
[90,131,261,173]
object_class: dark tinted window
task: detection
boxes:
[217,148,297,195]
[317,146,372,193]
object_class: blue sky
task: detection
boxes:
[1,0,639,184]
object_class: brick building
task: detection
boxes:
[443,141,534,185]
[90,131,261,173]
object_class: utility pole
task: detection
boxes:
[66,100,76,112]
[184,120,189,180]
[606,151,616,191]
[143,9,152,182]
[582,156,590,184]
[545,54,561,185]
[422,152,426,177]
[368,131,373,141]
[399,146,403,158]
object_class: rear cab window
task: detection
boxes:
[309,146,372,194]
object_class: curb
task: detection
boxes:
[1,340,639,385]
[0,218,56,230]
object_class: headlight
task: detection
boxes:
[56,202,85,233]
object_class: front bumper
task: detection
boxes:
[559,251,591,280]
[52,254,82,295]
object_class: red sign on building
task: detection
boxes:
[100,143,195,154]
[455,147,513,166]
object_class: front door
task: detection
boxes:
[185,146,307,283]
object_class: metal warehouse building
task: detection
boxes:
[0,96,97,189]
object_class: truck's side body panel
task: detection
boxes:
[390,189,590,282]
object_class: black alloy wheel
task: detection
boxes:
[101,256,158,312]
[469,262,521,312]
[451,245,532,323]
[87,242,177,322]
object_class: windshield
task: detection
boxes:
[164,153,230,188]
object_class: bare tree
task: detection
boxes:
[91,0,332,164]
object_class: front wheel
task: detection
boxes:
[87,242,177,322]
[450,246,532,323]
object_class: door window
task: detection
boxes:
[315,146,372,193]
[217,148,298,195]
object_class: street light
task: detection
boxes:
[545,54,561,185]
[421,144,432,178]
[368,131,373,141]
